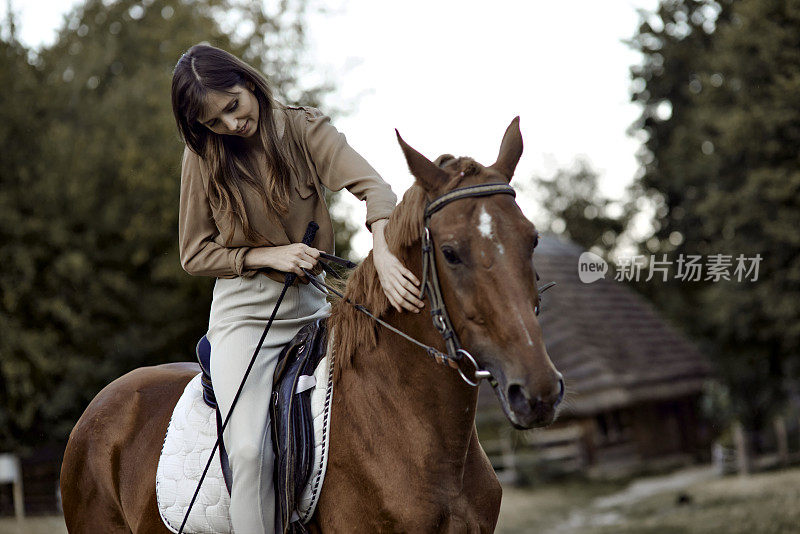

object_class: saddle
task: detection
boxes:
[195,318,329,534]
[270,318,329,533]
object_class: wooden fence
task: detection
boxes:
[0,447,62,517]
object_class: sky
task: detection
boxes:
[3,0,658,255]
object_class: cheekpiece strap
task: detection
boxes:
[418,182,518,385]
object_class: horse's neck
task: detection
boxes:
[336,250,479,479]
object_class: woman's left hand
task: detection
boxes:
[371,219,424,313]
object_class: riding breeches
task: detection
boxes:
[207,274,330,534]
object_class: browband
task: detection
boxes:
[424,183,516,219]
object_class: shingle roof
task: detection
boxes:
[479,233,712,416]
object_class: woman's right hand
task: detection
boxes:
[245,244,320,277]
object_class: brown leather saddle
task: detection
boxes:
[195,318,328,534]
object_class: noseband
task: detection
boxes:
[421,182,555,386]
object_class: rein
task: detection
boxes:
[308,182,556,388]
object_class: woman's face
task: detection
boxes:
[198,83,259,138]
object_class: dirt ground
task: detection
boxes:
[2,466,799,533]
[0,516,66,534]
[496,465,800,534]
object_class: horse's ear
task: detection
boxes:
[396,129,448,192]
[489,116,523,182]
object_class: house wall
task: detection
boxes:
[628,395,708,460]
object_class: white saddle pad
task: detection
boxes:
[156,349,334,534]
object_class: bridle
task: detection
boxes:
[420,182,555,386]
[305,182,556,388]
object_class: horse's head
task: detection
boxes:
[395,118,564,429]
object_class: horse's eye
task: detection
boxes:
[441,246,461,265]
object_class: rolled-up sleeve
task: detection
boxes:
[178,146,257,278]
[302,108,397,229]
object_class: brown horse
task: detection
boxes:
[60,118,564,533]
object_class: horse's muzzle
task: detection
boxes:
[505,374,564,429]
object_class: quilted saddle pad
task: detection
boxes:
[156,350,334,533]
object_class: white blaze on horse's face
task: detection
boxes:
[517,314,534,347]
[477,206,505,255]
[478,207,493,238]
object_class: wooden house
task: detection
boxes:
[477,235,714,481]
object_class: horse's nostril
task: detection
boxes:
[555,378,565,407]
[507,384,530,414]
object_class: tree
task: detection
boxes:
[532,159,628,257]
[0,0,350,451]
[629,0,800,430]
[0,25,57,450]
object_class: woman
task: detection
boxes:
[171,43,423,533]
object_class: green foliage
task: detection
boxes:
[0,0,350,451]
[532,159,628,257]
[629,0,800,428]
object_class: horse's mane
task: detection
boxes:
[327,156,481,382]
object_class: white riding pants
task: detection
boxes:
[207,275,330,534]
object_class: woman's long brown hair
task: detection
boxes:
[171,43,308,244]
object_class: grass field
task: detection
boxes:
[2,466,799,533]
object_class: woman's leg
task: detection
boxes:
[207,276,329,533]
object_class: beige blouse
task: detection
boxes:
[179,106,397,281]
